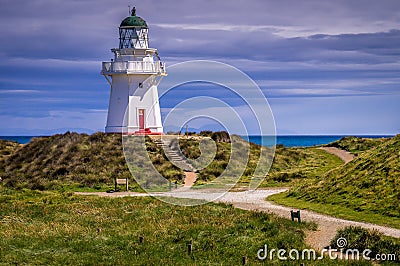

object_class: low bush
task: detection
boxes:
[331,226,400,261]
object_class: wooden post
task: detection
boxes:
[187,244,192,255]
[291,210,301,223]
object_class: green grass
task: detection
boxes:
[324,136,389,155]
[273,135,400,225]
[268,192,400,229]
[178,135,343,188]
[0,132,345,191]
[257,147,343,187]
[1,132,132,190]
[331,226,400,261]
[1,132,397,264]
[0,187,364,265]
[1,132,399,235]
[178,134,272,186]
[0,132,184,191]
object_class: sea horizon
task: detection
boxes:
[242,135,394,147]
[0,134,394,147]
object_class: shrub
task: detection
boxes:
[211,131,231,143]
[331,226,400,259]
[199,130,213,137]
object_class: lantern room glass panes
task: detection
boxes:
[119,28,149,49]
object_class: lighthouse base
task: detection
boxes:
[134,128,163,135]
[105,126,126,133]
[105,126,163,135]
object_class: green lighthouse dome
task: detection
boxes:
[120,7,148,28]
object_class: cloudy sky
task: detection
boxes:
[0,0,399,135]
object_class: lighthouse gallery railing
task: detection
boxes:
[102,61,166,74]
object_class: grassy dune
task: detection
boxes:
[324,136,388,155]
[1,132,340,191]
[0,132,184,191]
[260,146,343,187]
[0,139,21,168]
[270,135,400,228]
[1,132,398,227]
[178,134,343,187]
[1,132,134,191]
[0,133,398,264]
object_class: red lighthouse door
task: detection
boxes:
[138,109,145,130]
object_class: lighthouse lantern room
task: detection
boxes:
[101,7,166,134]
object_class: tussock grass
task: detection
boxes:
[2,132,398,230]
[0,188,350,265]
[0,132,183,191]
[179,134,343,187]
[0,131,343,191]
[331,226,400,260]
[0,139,21,169]
[324,136,389,155]
[261,147,343,187]
[1,132,130,190]
[271,135,400,228]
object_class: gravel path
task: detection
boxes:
[76,188,400,251]
[319,147,355,164]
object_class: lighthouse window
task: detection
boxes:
[139,83,143,88]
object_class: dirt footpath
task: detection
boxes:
[319,147,355,164]
[183,171,197,187]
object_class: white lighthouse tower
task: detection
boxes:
[101,7,166,134]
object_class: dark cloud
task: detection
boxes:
[0,0,399,134]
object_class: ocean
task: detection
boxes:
[0,135,393,147]
[243,135,393,147]
[0,136,37,144]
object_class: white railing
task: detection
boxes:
[102,61,166,74]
